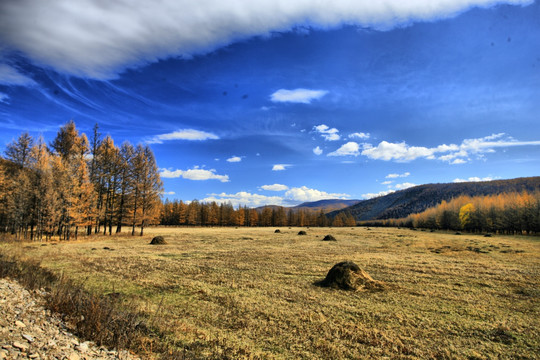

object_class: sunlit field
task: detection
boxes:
[1,227,539,359]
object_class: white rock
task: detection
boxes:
[76,342,89,353]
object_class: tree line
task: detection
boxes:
[361,191,540,234]
[0,121,163,240]
[160,200,357,227]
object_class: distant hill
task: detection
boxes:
[294,199,361,213]
[328,177,540,221]
[256,199,361,213]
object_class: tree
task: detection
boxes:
[130,145,163,236]
[459,203,476,231]
[5,132,34,168]
[115,142,134,233]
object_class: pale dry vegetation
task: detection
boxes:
[1,227,538,359]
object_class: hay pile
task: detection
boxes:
[317,261,385,291]
[150,236,167,245]
[322,234,336,241]
[297,231,307,235]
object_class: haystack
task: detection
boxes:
[297,230,307,235]
[322,234,337,241]
[316,261,385,291]
[150,236,167,245]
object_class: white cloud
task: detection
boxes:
[203,192,284,208]
[160,167,229,182]
[394,182,417,190]
[386,172,410,178]
[270,88,328,104]
[314,124,340,141]
[0,92,9,103]
[148,129,219,144]
[260,184,289,191]
[381,180,393,185]
[0,64,36,86]
[161,191,176,195]
[361,141,434,161]
[361,190,395,200]
[361,133,540,163]
[313,146,323,155]
[0,0,531,79]
[272,164,291,171]
[453,176,495,183]
[349,132,370,140]
[328,142,360,156]
[285,186,349,203]
[226,156,243,163]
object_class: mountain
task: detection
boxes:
[256,199,361,213]
[293,199,361,213]
[328,177,540,221]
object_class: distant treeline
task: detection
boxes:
[361,191,540,234]
[0,121,162,240]
[160,200,357,227]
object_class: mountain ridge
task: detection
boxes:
[329,177,540,221]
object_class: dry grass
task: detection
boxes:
[1,227,539,359]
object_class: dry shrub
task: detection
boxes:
[316,261,385,291]
[0,254,158,357]
[150,236,167,245]
[297,231,307,235]
[322,235,337,241]
[274,229,281,233]
[0,254,57,290]
[46,279,151,350]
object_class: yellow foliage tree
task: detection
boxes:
[459,203,476,230]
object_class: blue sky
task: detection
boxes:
[1,0,539,207]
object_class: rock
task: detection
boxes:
[76,342,89,353]
[15,320,26,328]
[0,278,141,360]
[13,341,29,351]
[68,352,80,360]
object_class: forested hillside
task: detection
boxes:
[362,190,540,234]
[329,177,540,221]
[0,121,163,240]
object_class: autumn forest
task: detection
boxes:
[0,122,539,241]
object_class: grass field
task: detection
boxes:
[1,227,539,359]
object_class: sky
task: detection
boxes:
[1,0,539,207]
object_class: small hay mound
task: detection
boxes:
[297,230,307,235]
[150,236,167,245]
[316,261,385,291]
[274,229,281,233]
[322,234,337,241]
